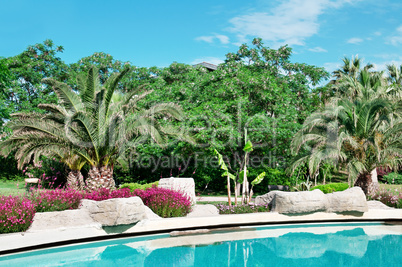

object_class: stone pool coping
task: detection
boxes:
[0,207,401,255]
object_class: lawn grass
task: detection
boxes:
[378,183,402,192]
[0,179,26,196]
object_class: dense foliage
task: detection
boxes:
[290,57,402,194]
[310,183,349,194]
[119,181,159,191]
[383,172,402,185]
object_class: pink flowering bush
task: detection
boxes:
[0,186,193,234]
[133,187,192,218]
[83,188,133,201]
[368,188,402,209]
[0,195,35,233]
[29,188,83,212]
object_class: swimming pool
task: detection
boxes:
[1,222,401,266]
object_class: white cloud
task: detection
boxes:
[215,34,230,44]
[227,0,354,47]
[389,25,402,46]
[195,34,230,44]
[308,46,327,52]
[373,31,382,36]
[347,37,363,44]
[191,57,224,66]
[195,36,214,43]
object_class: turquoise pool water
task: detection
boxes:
[0,222,401,266]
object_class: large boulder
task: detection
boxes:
[158,177,196,204]
[326,187,368,213]
[80,196,146,226]
[255,191,279,206]
[271,189,328,214]
[28,209,100,232]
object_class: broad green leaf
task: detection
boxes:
[222,171,236,180]
[214,149,228,171]
[251,172,266,186]
[243,140,253,152]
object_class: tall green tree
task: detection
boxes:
[135,38,328,191]
[3,40,69,116]
[0,58,14,134]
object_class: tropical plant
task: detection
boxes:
[214,148,236,206]
[0,66,184,191]
[386,64,402,87]
[291,60,402,195]
[214,135,266,205]
[332,55,373,83]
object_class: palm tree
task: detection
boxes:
[1,67,184,191]
[387,64,402,86]
[291,92,401,195]
[333,56,373,81]
[0,111,87,190]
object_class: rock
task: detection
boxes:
[80,197,146,226]
[267,185,290,192]
[326,187,368,213]
[271,189,328,214]
[255,191,279,206]
[367,200,394,210]
[186,204,219,217]
[28,209,100,232]
[144,205,162,220]
[158,177,196,204]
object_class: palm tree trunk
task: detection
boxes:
[66,170,85,191]
[354,171,372,195]
[86,166,116,191]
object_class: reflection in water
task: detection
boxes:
[1,225,401,266]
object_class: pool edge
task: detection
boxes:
[0,208,401,255]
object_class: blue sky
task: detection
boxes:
[1,0,402,75]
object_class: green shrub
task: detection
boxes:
[383,172,402,185]
[310,183,349,194]
[215,203,270,214]
[119,181,159,191]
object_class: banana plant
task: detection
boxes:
[242,139,253,204]
[248,172,266,203]
[214,149,236,206]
